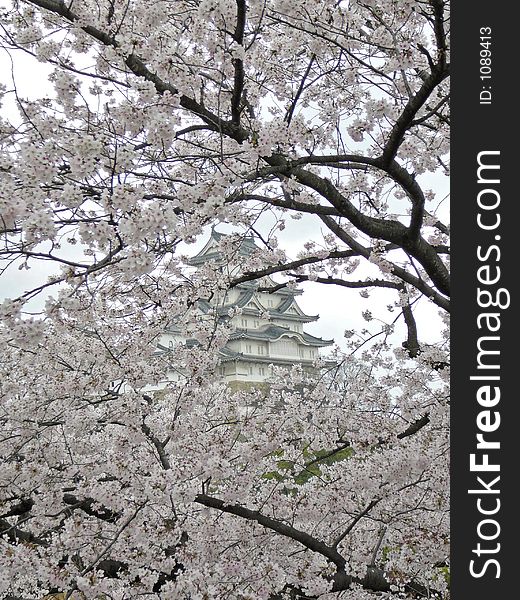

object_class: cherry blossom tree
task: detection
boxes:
[0,1,449,598]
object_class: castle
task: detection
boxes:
[156,230,333,386]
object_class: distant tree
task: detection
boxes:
[0,1,449,598]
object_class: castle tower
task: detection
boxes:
[157,230,333,386]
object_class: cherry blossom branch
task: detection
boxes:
[26,0,248,141]
[230,0,246,125]
[79,502,146,578]
[285,54,315,125]
[62,493,120,522]
[194,493,350,586]
[194,493,433,595]
[318,215,450,311]
[0,517,49,547]
[266,13,394,83]
[332,498,381,548]
[141,418,172,471]
[430,0,448,69]
[232,192,342,216]
[302,443,352,470]
[381,66,449,167]
[282,275,403,291]
[402,301,420,358]
[411,94,450,127]
[261,159,451,298]
[230,249,359,286]
[397,414,431,440]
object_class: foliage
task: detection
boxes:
[0,1,449,598]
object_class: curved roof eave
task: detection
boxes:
[229,325,333,346]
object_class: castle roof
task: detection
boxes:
[187,228,257,266]
[229,324,332,347]
[185,227,321,323]
[207,287,318,322]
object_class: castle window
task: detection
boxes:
[254,320,260,328]
[241,318,248,328]
[248,366,253,375]
[259,367,266,376]
[273,340,297,355]
[257,345,265,355]
[245,344,252,353]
